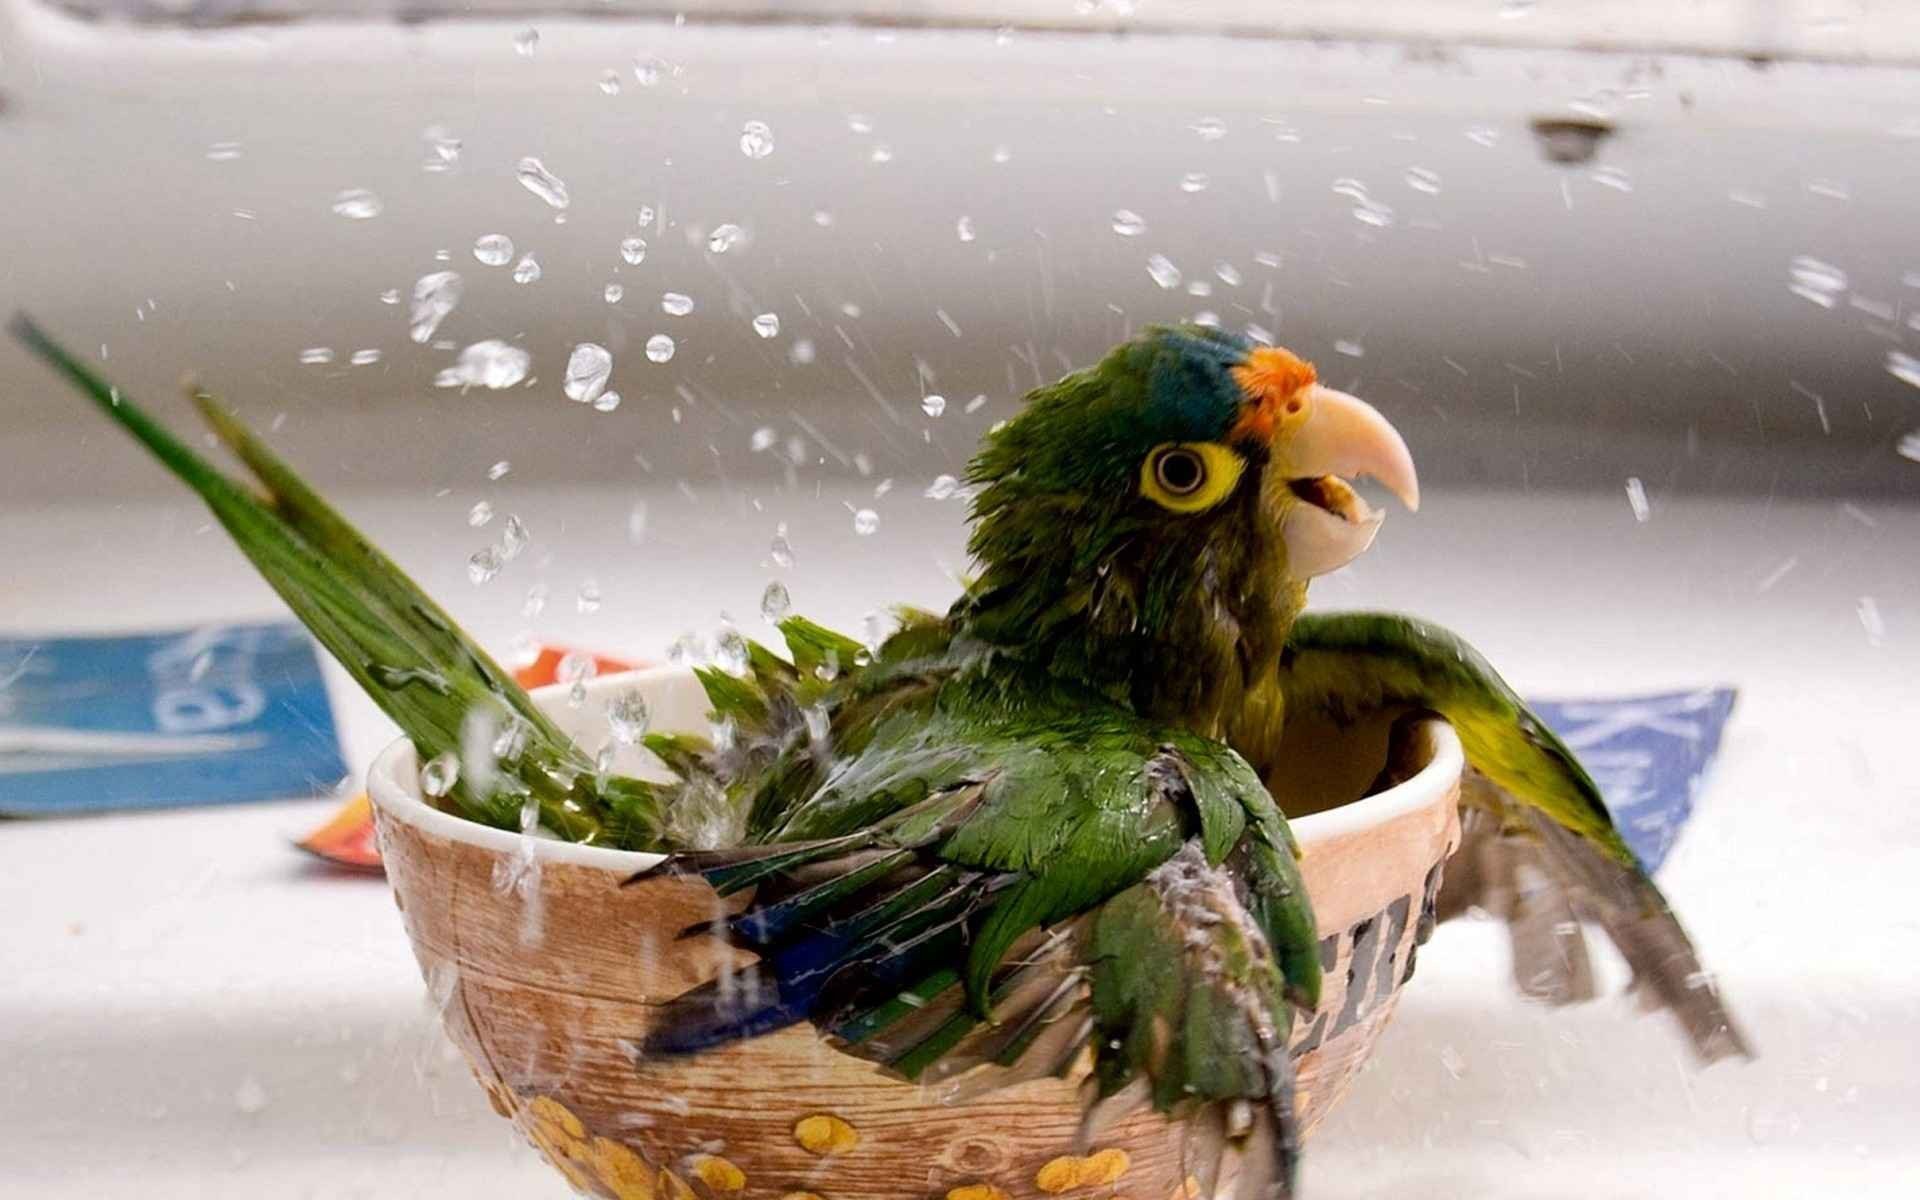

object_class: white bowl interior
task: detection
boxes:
[368,666,1463,865]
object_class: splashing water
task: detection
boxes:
[512,28,538,56]
[420,752,459,798]
[511,253,542,284]
[435,340,530,390]
[1111,209,1147,237]
[500,515,531,560]
[924,474,959,500]
[331,188,383,219]
[852,509,880,535]
[467,547,503,585]
[707,224,744,253]
[752,312,780,338]
[770,524,795,568]
[739,120,774,159]
[515,157,570,209]
[468,501,494,527]
[472,234,514,266]
[661,292,695,316]
[564,343,613,404]
[603,283,625,304]
[761,581,792,622]
[1404,166,1442,194]
[921,394,947,417]
[1146,254,1182,289]
[956,215,977,243]
[408,271,463,344]
[593,391,621,413]
[576,581,603,614]
[620,236,648,265]
[1179,172,1209,193]
[1788,256,1847,308]
[298,347,335,366]
[646,334,676,363]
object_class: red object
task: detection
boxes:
[293,644,640,871]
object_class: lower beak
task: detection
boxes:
[1272,385,1419,578]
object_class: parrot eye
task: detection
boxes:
[1140,442,1246,513]
[1154,448,1206,495]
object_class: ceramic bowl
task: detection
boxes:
[367,667,1463,1200]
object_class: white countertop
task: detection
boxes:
[4,482,1916,1196]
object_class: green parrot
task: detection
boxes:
[16,317,1420,1199]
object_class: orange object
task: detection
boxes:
[293,644,639,871]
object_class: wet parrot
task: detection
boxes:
[15,314,1742,1200]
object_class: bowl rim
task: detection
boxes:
[367,665,1464,873]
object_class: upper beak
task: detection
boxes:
[1275,385,1420,513]
[1271,385,1420,579]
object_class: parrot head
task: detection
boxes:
[961,325,1419,727]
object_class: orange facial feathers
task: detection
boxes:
[1229,346,1317,443]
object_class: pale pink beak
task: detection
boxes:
[1272,385,1420,578]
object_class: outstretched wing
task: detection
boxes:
[1271,610,1751,1064]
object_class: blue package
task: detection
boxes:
[0,622,346,816]
[1529,688,1738,875]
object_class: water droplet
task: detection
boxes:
[606,691,650,744]
[298,347,335,365]
[234,1077,269,1115]
[435,340,530,390]
[620,235,648,265]
[1111,209,1147,237]
[424,126,462,167]
[468,547,503,585]
[1788,256,1847,307]
[812,210,833,226]
[991,145,1011,164]
[594,389,623,413]
[1214,262,1242,286]
[331,188,383,220]
[598,69,621,95]
[350,348,382,365]
[515,156,570,209]
[513,27,539,56]
[852,508,880,535]
[1192,311,1221,328]
[206,141,243,161]
[522,583,547,616]
[1887,349,1920,390]
[770,523,795,567]
[1353,200,1395,227]
[603,282,625,304]
[1625,477,1650,522]
[750,426,777,452]
[511,253,542,284]
[789,338,815,365]
[1858,596,1885,646]
[1334,338,1364,358]
[379,288,401,305]
[661,292,695,317]
[739,119,774,159]
[646,334,676,363]
[1591,166,1633,192]
[956,215,976,243]
[752,312,780,338]
[870,144,894,164]
[707,223,744,253]
[408,271,463,344]
[921,394,947,417]
[577,581,602,613]
[1179,172,1209,193]
[1146,254,1182,289]
[924,474,958,500]
[1404,166,1442,194]
[632,54,666,86]
[468,500,494,527]
[421,752,460,798]
[761,580,792,622]
[1190,116,1227,141]
[473,234,514,266]
[563,343,613,404]
[501,514,531,559]
[1187,280,1213,298]
[1895,430,1920,461]
[847,113,873,133]
[965,394,988,413]
[488,460,512,481]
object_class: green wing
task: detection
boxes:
[1274,610,1750,1064]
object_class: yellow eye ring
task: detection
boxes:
[1140,442,1245,513]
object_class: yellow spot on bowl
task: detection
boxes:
[947,1185,1010,1200]
[794,1113,860,1156]
[1083,1150,1131,1187]
[1035,1157,1085,1194]
[1169,1175,1202,1200]
[692,1155,747,1193]
[530,1095,586,1142]
[592,1137,656,1200]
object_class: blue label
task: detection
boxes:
[1529,688,1739,875]
[0,622,346,816]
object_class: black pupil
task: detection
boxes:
[1158,450,1203,493]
